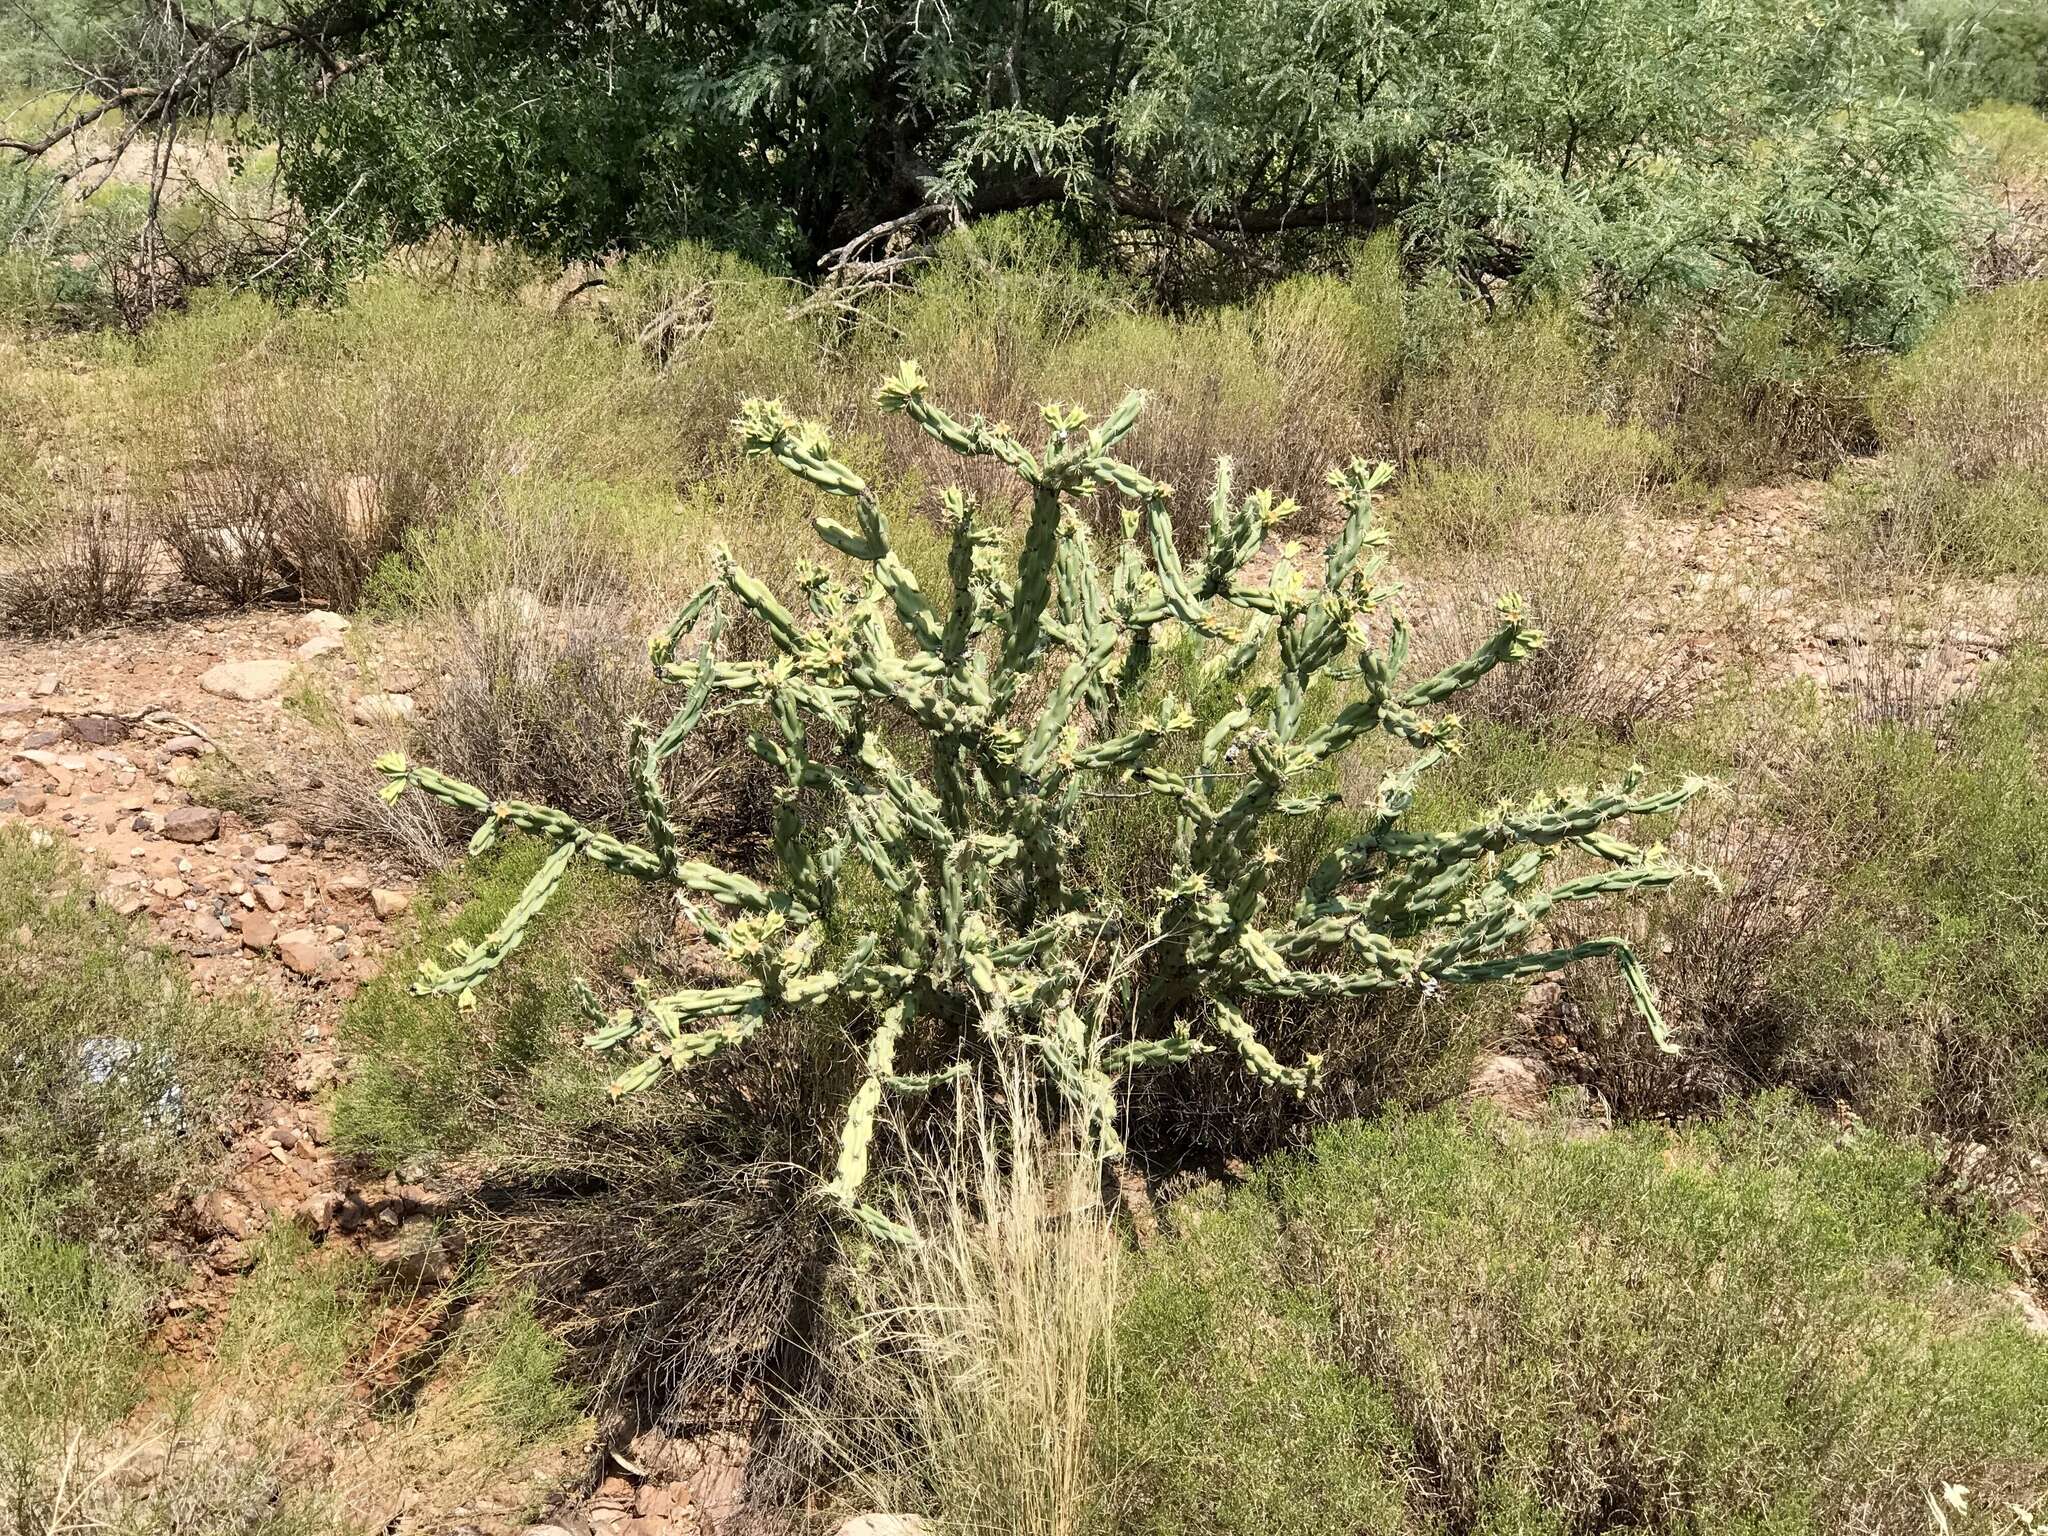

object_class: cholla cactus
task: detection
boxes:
[378,363,1706,1238]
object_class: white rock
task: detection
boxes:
[302,609,351,637]
[297,634,345,662]
[198,660,292,702]
[835,1518,935,1536]
[351,693,416,726]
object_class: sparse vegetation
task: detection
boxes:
[2,6,2047,1529]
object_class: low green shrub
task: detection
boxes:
[1768,656,2048,1156]
[1843,280,2048,577]
[1110,1100,2048,1536]
[0,826,264,1247]
[335,836,858,1428]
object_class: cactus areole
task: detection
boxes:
[379,363,1706,1240]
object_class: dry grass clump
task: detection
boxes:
[133,283,684,611]
[1402,516,1719,743]
[798,1068,1119,1536]
[1960,102,2048,288]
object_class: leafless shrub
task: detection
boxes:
[0,503,156,633]
[1406,516,1719,743]
[1549,814,1832,1122]
[408,585,771,856]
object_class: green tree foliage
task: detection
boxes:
[7,0,1982,341]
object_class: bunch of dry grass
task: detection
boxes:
[797,1064,1120,1536]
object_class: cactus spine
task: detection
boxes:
[380,363,1707,1236]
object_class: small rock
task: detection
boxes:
[370,888,411,920]
[368,1217,465,1286]
[302,609,351,637]
[296,634,345,662]
[160,806,221,844]
[240,913,278,951]
[834,1518,935,1536]
[151,877,187,899]
[327,872,370,900]
[189,911,227,945]
[30,674,58,698]
[379,665,424,694]
[161,735,207,758]
[195,1187,254,1240]
[14,789,46,816]
[350,693,416,726]
[198,660,293,702]
[302,1190,346,1229]
[64,714,128,746]
[255,884,287,913]
[253,843,290,864]
[1467,1053,1548,1118]
[275,929,335,979]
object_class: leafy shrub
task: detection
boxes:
[1110,1101,2048,1535]
[1389,300,1671,551]
[380,365,1705,1241]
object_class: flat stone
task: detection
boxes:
[253,844,290,864]
[63,715,128,746]
[367,1216,464,1286]
[350,693,415,726]
[198,660,292,702]
[379,665,423,694]
[296,634,344,662]
[0,699,38,721]
[301,609,350,637]
[275,928,334,979]
[254,884,287,913]
[160,806,221,844]
[161,735,207,757]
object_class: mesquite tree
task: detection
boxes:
[379,363,1706,1238]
